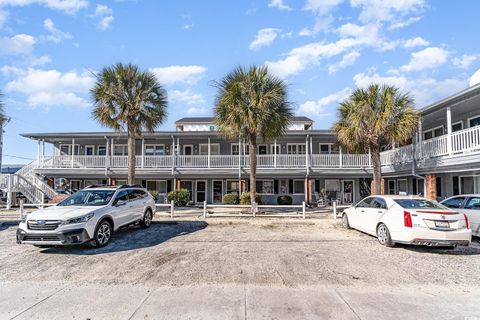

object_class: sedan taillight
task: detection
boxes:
[404,211,412,228]
[464,214,470,229]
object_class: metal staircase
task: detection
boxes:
[0,160,58,204]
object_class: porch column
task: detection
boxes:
[241,178,247,193]
[274,139,277,168]
[417,119,423,157]
[446,107,452,154]
[238,136,242,174]
[37,140,41,168]
[305,135,309,174]
[110,138,114,158]
[307,177,314,205]
[304,176,308,203]
[106,137,110,168]
[71,138,75,168]
[41,139,45,168]
[208,137,211,168]
[171,136,175,174]
[370,178,385,195]
[368,147,371,168]
[425,174,437,200]
[339,146,343,168]
[176,178,181,190]
[141,138,145,168]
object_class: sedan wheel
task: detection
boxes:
[376,223,394,247]
[342,214,351,229]
[94,221,112,247]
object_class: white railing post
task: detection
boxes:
[252,201,256,217]
[302,201,306,219]
[141,138,145,168]
[71,138,75,168]
[170,200,174,218]
[19,199,24,219]
[446,107,452,155]
[368,147,371,168]
[339,146,343,168]
[203,200,207,218]
[274,139,277,168]
[333,200,337,219]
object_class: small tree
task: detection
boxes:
[333,84,419,195]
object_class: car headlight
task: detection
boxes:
[64,212,95,225]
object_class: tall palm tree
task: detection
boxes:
[0,90,7,171]
[91,63,168,184]
[333,84,419,195]
[214,65,293,206]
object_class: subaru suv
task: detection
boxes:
[16,185,156,247]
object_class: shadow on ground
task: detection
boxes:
[0,221,19,232]
[396,241,480,256]
[40,221,208,256]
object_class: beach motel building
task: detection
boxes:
[4,83,480,206]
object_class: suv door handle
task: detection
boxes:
[360,210,365,213]
[378,210,383,213]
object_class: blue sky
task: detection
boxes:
[1,0,480,164]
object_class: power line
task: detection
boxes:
[2,154,34,160]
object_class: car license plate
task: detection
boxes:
[435,221,449,228]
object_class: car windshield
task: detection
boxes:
[58,190,115,206]
[394,199,446,209]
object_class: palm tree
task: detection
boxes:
[0,90,7,171]
[214,65,293,207]
[91,63,168,184]
[333,84,419,195]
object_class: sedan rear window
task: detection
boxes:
[394,199,446,209]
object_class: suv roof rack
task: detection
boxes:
[117,184,145,189]
[84,184,116,189]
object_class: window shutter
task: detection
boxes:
[274,180,279,194]
[167,180,172,193]
[289,180,293,194]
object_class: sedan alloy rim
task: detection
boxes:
[97,224,111,244]
[377,225,387,244]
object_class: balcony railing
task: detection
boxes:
[36,125,480,171]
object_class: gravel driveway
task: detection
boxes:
[1,217,479,289]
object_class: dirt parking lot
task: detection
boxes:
[1,216,479,289]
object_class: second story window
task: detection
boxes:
[287,144,306,155]
[98,146,106,156]
[145,145,165,156]
[423,126,443,140]
[114,145,128,156]
[469,115,480,128]
[231,144,249,155]
[199,144,220,155]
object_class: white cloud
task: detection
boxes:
[42,18,72,43]
[249,28,281,50]
[182,23,194,30]
[169,89,205,105]
[403,36,429,48]
[453,54,479,69]
[353,72,467,107]
[28,55,51,66]
[4,68,94,108]
[90,4,114,30]
[0,33,35,55]
[388,16,422,30]
[328,50,360,74]
[350,0,426,23]
[299,0,342,36]
[298,15,333,36]
[298,87,351,116]
[0,9,7,28]
[400,47,449,72]
[0,0,88,14]
[150,65,207,85]
[305,0,343,15]
[186,106,208,115]
[268,0,292,11]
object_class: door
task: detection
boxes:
[85,145,95,156]
[180,180,193,203]
[112,190,130,227]
[364,197,388,235]
[342,180,354,204]
[350,196,374,230]
[127,189,147,222]
[183,145,193,155]
[258,145,268,155]
[212,180,223,204]
[196,180,206,203]
[462,196,480,236]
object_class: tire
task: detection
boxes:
[376,223,395,247]
[140,209,153,229]
[342,213,351,229]
[93,220,112,247]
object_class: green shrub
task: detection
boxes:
[150,191,159,201]
[240,192,262,205]
[277,195,293,205]
[167,188,190,206]
[223,193,239,205]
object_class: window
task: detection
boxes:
[287,144,306,154]
[98,145,107,156]
[397,179,407,194]
[59,144,79,155]
[114,145,127,156]
[209,126,215,131]
[256,180,274,194]
[129,189,147,200]
[146,180,167,193]
[114,190,129,203]
[58,190,115,207]
[325,179,340,191]
[231,144,249,155]
[442,197,466,209]
[436,177,442,198]
[146,181,157,191]
[423,126,443,140]
[469,115,480,128]
[258,145,268,155]
[293,180,305,194]
[452,121,463,132]
[270,144,281,155]
[453,176,460,195]
[85,145,95,155]
[465,197,480,209]
[320,144,331,154]
[387,180,395,195]
[226,180,240,194]
[372,198,387,209]
[394,199,444,209]
[199,144,220,155]
[357,197,374,208]
[145,145,165,156]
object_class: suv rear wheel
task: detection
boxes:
[140,209,153,229]
[93,220,112,247]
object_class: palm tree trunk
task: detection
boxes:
[127,122,136,185]
[370,142,382,195]
[249,134,257,210]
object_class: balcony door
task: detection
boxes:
[258,144,268,155]
[212,180,223,204]
[342,180,354,204]
[183,145,193,155]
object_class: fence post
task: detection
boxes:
[302,201,306,219]
[333,200,337,219]
[170,200,174,218]
[203,201,207,218]
[19,199,24,219]
[252,201,256,217]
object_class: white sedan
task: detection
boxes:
[342,195,471,247]
[441,195,480,237]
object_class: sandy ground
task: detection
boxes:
[1,215,479,290]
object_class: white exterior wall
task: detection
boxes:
[183,124,217,131]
